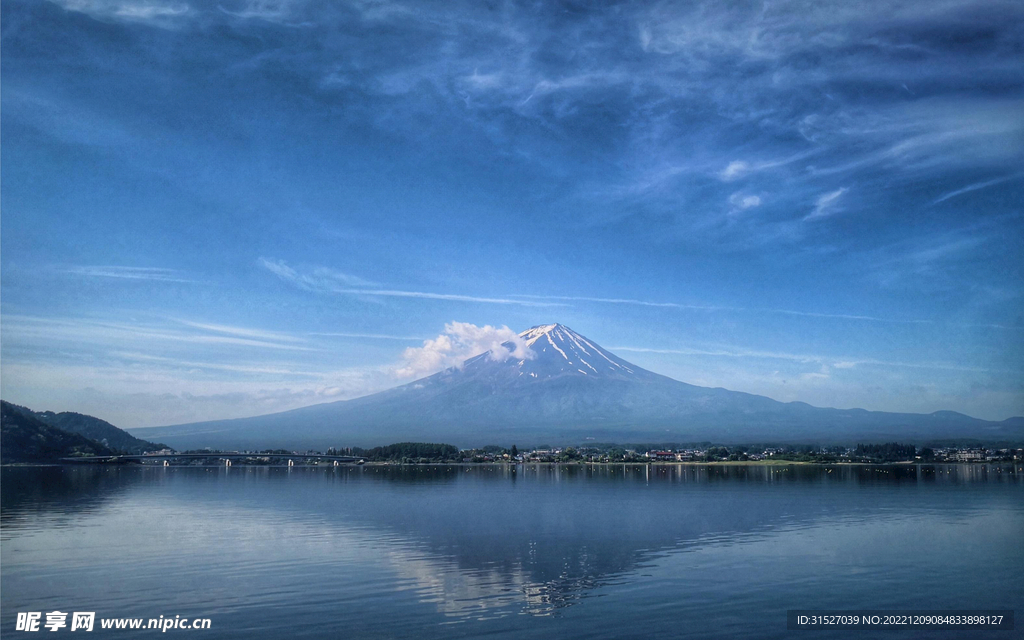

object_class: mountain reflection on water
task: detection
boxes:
[2,464,1022,639]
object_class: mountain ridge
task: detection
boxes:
[1,401,117,462]
[0,402,169,461]
[31,409,168,454]
[132,324,1023,449]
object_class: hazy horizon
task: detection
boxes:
[2,0,1023,428]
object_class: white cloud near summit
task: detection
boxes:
[395,322,534,379]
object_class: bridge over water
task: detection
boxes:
[61,453,366,466]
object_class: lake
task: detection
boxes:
[2,464,1021,638]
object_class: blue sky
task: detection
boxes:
[2,0,1022,427]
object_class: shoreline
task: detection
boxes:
[4,460,1021,468]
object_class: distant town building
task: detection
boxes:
[645,451,677,461]
[951,450,984,462]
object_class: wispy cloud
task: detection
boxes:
[728,193,762,212]
[328,288,566,306]
[805,187,848,221]
[110,351,320,376]
[260,257,377,289]
[612,345,1002,374]
[262,258,565,307]
[764,308,932,325]
[719,161,751,182]
[217,0,311,26]
[509,294,717,310]
[932,174,1023,205]
[311,332,426,341]
[62,265,197,283]
[53,0,191,27]
[3,315,316,352]
[718,151,817,182]
[173,319,306,343]
[509,293,945,326]
[612,345,823,364]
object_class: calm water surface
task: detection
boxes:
[2,464,1021,639]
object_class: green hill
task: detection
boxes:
[1,401,116,463]
[31,409,168,454]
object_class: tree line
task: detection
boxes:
[350,442,460,462]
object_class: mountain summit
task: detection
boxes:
[451,323,648,384]
[514,323,641,379]
[135,323,1022,449]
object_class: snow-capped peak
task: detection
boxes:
[454,323,646,383]
[518,323,561,344]
[509,323,637,378]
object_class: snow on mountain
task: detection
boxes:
[452,324,645,383]
[513,324,636,377]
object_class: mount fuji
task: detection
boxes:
[134,324,1022,449]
